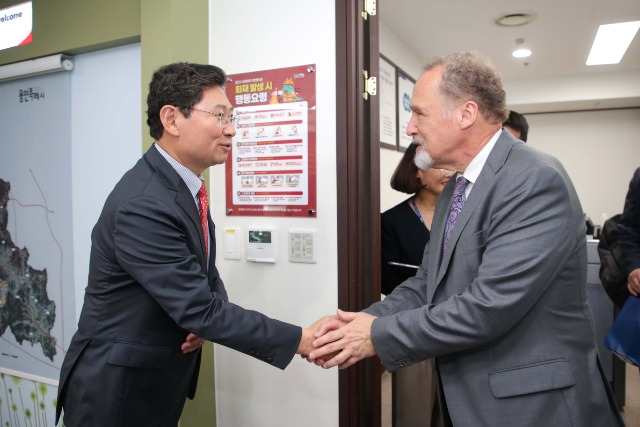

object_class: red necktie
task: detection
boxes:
[198,180,209,257]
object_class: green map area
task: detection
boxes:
[0,179,56,361]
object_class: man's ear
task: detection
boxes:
[459,101,478,130]
[159,105,181,137]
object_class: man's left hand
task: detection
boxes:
[628,268,640,296]
[309,309,377,369]
[181,333,206,354]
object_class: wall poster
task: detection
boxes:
[379,55,397,149]
[378,55,416,151]
[225,64,317,217]
[397,70,416,150]
[0,72,75,386]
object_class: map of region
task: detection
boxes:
[0,179,56,361]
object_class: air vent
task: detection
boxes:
[495,13,536,27]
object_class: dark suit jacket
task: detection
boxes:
[620,166,640,276]
[365,131,623,426]
[381,198,429,295]
[56,146,301,426]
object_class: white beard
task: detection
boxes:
[413,138,433,170]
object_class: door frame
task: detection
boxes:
[335,0,381,425]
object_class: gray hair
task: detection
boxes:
[424,51,508,124]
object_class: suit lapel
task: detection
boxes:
[429,179,453,300]
[433,132,518,290]
[144,146,209,270]
[206,213,215,274]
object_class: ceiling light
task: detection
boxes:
[495,13,536,27]
[512,48,532,58]
[586,21,640,65]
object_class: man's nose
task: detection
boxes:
[406,113,418,136]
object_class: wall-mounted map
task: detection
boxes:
[0,179,56,361]
[0,72,75,385]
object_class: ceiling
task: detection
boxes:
[379,0,640,111]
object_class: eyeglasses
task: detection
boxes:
[182,107,237,128]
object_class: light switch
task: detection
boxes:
[223,228,242,260]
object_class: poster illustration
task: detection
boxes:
[225,64,317,217]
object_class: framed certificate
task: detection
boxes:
[397,70,416,150]
[378,55,416,151]
[379,55,397,149]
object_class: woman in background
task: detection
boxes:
[381,143,453,426]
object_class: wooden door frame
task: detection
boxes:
[335,0,381,425]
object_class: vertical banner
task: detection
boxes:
[397,71,415,150]
[0,72,75,387]
[225,64,317,217]
[379,56,398,149]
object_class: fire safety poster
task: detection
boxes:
[224,64,317,217]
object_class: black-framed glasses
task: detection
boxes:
[183,107,237,128]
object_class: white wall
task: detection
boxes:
[209,1,338,426]
[526,108,640,225]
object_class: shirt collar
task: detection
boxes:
[154,143,203,200]
[460,128,502,185]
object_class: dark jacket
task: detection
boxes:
[619,167,640,276]
[381,198,429,295]
[56,146,301,427]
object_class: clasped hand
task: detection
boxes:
[300,309,377,369]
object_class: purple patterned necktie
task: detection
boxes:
[443,176,469,250]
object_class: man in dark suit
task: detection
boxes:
[309,52,623,426]
[56,63,316,426]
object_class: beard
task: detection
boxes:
[413,137,433,170]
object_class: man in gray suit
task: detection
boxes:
[310,52,623,426]
[56,63,317,427]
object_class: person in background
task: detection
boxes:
[382,144,454,295]
[381,143,453,426]
[56,62,317,427]
[620,167,640,296]
[502,110,529,142]
[310,51,624,427]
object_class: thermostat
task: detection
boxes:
[247,229,276,263]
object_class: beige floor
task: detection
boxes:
[624,364,640,426]
[382,363,639,426]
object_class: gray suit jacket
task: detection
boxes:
[56,146,301,427]
[366,131,623,426]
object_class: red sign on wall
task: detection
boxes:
[225,64,317,217]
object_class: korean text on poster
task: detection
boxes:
[225,64,317,217]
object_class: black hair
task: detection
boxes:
[147,62,227,140]
[390,144,424,194]
[503,110,529,142]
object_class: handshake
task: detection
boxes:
[296,309,378,370]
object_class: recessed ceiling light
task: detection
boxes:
[495,13,536,27]
[587,21,640,65]
[512,48,532,58]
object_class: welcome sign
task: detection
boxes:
[0,1,33,51]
